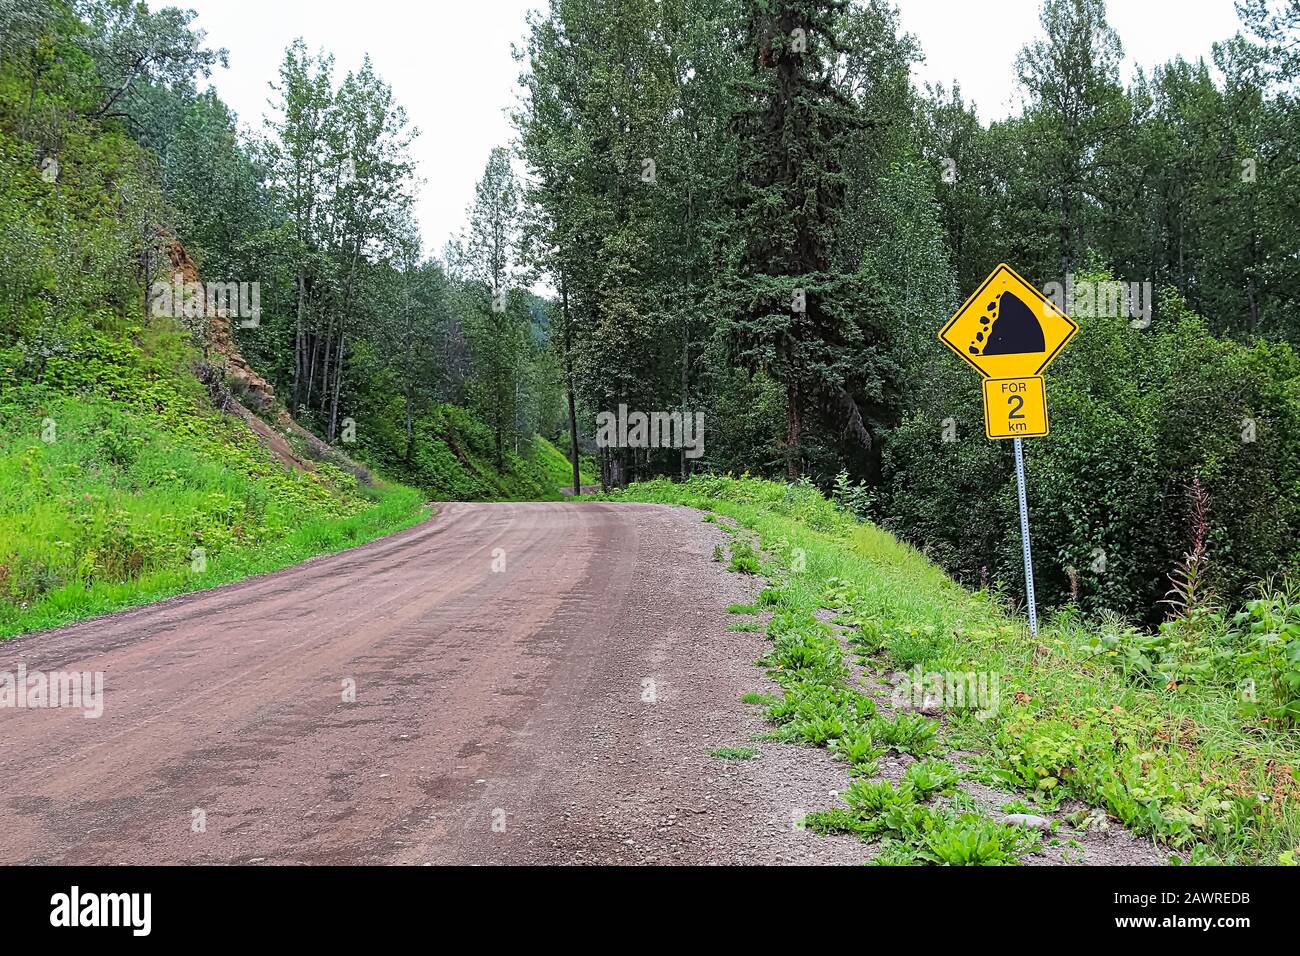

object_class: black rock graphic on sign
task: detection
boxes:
[968,291,1046,356]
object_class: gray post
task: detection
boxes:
[1013,437,1038,639]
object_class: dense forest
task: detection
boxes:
[3,0,1300,631]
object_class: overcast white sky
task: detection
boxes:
[179,0,1247,256]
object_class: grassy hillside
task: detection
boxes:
[532,434,598,492]
[350,400,595,502]
[617,476,1300,865]
[0,341,429,639]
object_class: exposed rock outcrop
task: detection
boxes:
[155,228,277,412]
[150,228,373,485]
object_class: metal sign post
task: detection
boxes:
[939,264,1074,639]
[1012,437,1038,639]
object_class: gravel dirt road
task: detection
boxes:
[0,502,862,865]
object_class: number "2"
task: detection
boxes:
[1007,394,1025,420]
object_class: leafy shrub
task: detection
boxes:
[830,729,886,776]
[1230,583,1300,725]
[761,609,853,681]
[1078,576,1300,725]
[831,468,874,520]
[845,778,916,815]
[1082,614,1239,688]
[808,778,1040,865]
[765,680,874,745]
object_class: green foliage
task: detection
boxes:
[749,604,876,749]
[1075,576,1300,728]
[726,538,761,574]
[844,778,916,816]
[1231,583,1300,725]
[709,746,759,761]
[885,282,1300,624]
[807,772,1038,865]
[530,434,596,491]
[829,729,885,776]
[706,369,789,476]
[1082,616,1236,689]
[831,468,874,520]
[903,758,961,798]
[917,814,1042,866]
[352,402,563,502]
[869,712,940,756]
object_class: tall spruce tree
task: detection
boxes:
[462,147,529,468]
[728,0,873,480]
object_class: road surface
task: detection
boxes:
[0,502,861,864]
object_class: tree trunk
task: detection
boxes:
[680,332,689,480]
[326,244,362,438]
[25,50,39,136]
[786,377,801,482]
[561,278,580,496]
[402,280,416,465]
[1060,188,1072,280]
[328,332,345,442]
[293,268,307,410]
[404,389,415,464]
[308,317,328,413]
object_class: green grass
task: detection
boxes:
[726,537,761,574]
[709,746,760,760]
[0,385,428,639]
[616,475,1300,865]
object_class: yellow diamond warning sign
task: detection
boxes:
[938,264,1078,379]
[982,376,1048,439]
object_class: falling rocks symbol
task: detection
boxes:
[969,291,1046,356]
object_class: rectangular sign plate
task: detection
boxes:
[982,376,1048,439]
